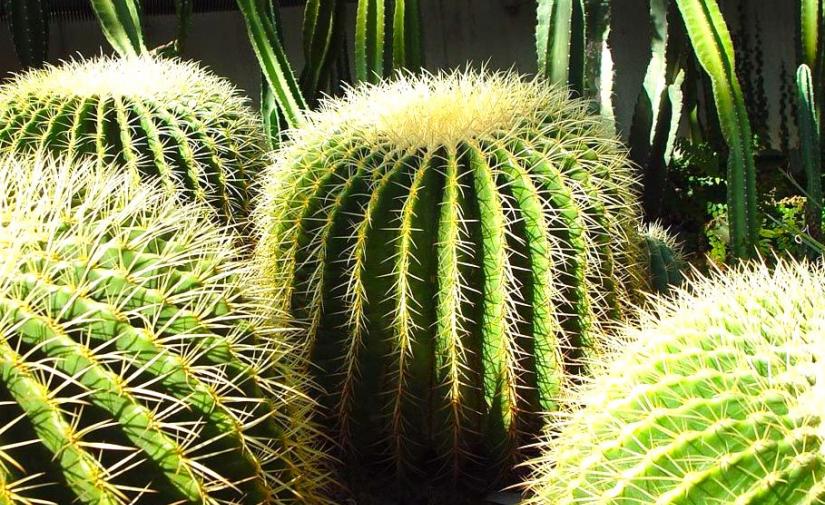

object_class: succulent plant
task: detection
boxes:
[0,55,267,225]
[0,155,332,504]
[640,222,686,294]
[525,260,825,504]
[255,70,645,499]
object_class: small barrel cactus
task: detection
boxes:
[640,222,686,294]
[255,70,645,499]
[526,260,825,504]
[0,155,332,504]
[0,55,267,225]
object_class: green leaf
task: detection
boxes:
[236,0,307,128]
[3,0,49,68]
[675,0,758,258]
[89,0,146,56]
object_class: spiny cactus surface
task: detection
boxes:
[640,222,685,294]
[0,155,332,505]
[0,55,267,225]
[526,260,825,504]
[255,70,644,499]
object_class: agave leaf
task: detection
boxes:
[676,0,758,258]
[300,0,340,102]
[236,0,306,128]
[90,0,146,56]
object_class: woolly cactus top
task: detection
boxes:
[526,260,825,504]
[0,156,331,504]
[1,55,242,102]
[285,69,621,149]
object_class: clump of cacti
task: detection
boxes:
[255,70,645,499]
[0,155,333,504]
[0,55,267,225]
[525,260,825,504]
[640,222,686,293]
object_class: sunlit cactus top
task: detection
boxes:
[255,70,646,499]
[0,55,267,225]
[0,155,332,504]
[526,260,825,504]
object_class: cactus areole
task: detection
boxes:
[526,260,825,504]
[0,156,330,505]
[0,55,267,225]
[256,70,644,497]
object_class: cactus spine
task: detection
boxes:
[0,155,332,504]
[255,70,644,499]
[526,260,825,504]
[0,55,267,225]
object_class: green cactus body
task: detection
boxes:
[255,71,644,498]
[526,260,825,504]
[0,55,267,225]
[640,222,685,294]
[0,155,332,504]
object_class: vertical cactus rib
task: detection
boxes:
[337,149,411,445]
[433,145,480,477]
[467,142,520,461]
[492,146,564,413]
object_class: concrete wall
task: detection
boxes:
[0,0,799,142]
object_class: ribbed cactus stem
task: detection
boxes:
[0,155,332,504]
[0,55,267,225]
[640,221,686,293]
[256,70,645,500]
[526,260,825,504]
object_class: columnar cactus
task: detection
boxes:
[526,260,825,504]
[255,70,645,499]
[640,222,686,294]
[0,55,267,224]
[0,155,332,504]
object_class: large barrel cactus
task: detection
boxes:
[255,70,645,499]
[0,55,267,224]
[0,155,332,504]
[526,260,825,504]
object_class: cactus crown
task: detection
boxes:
[526,260,825,504]
[302,70,571,149]
[0,155,331,504]
[256,70,645,500]
[0,55,267,224]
